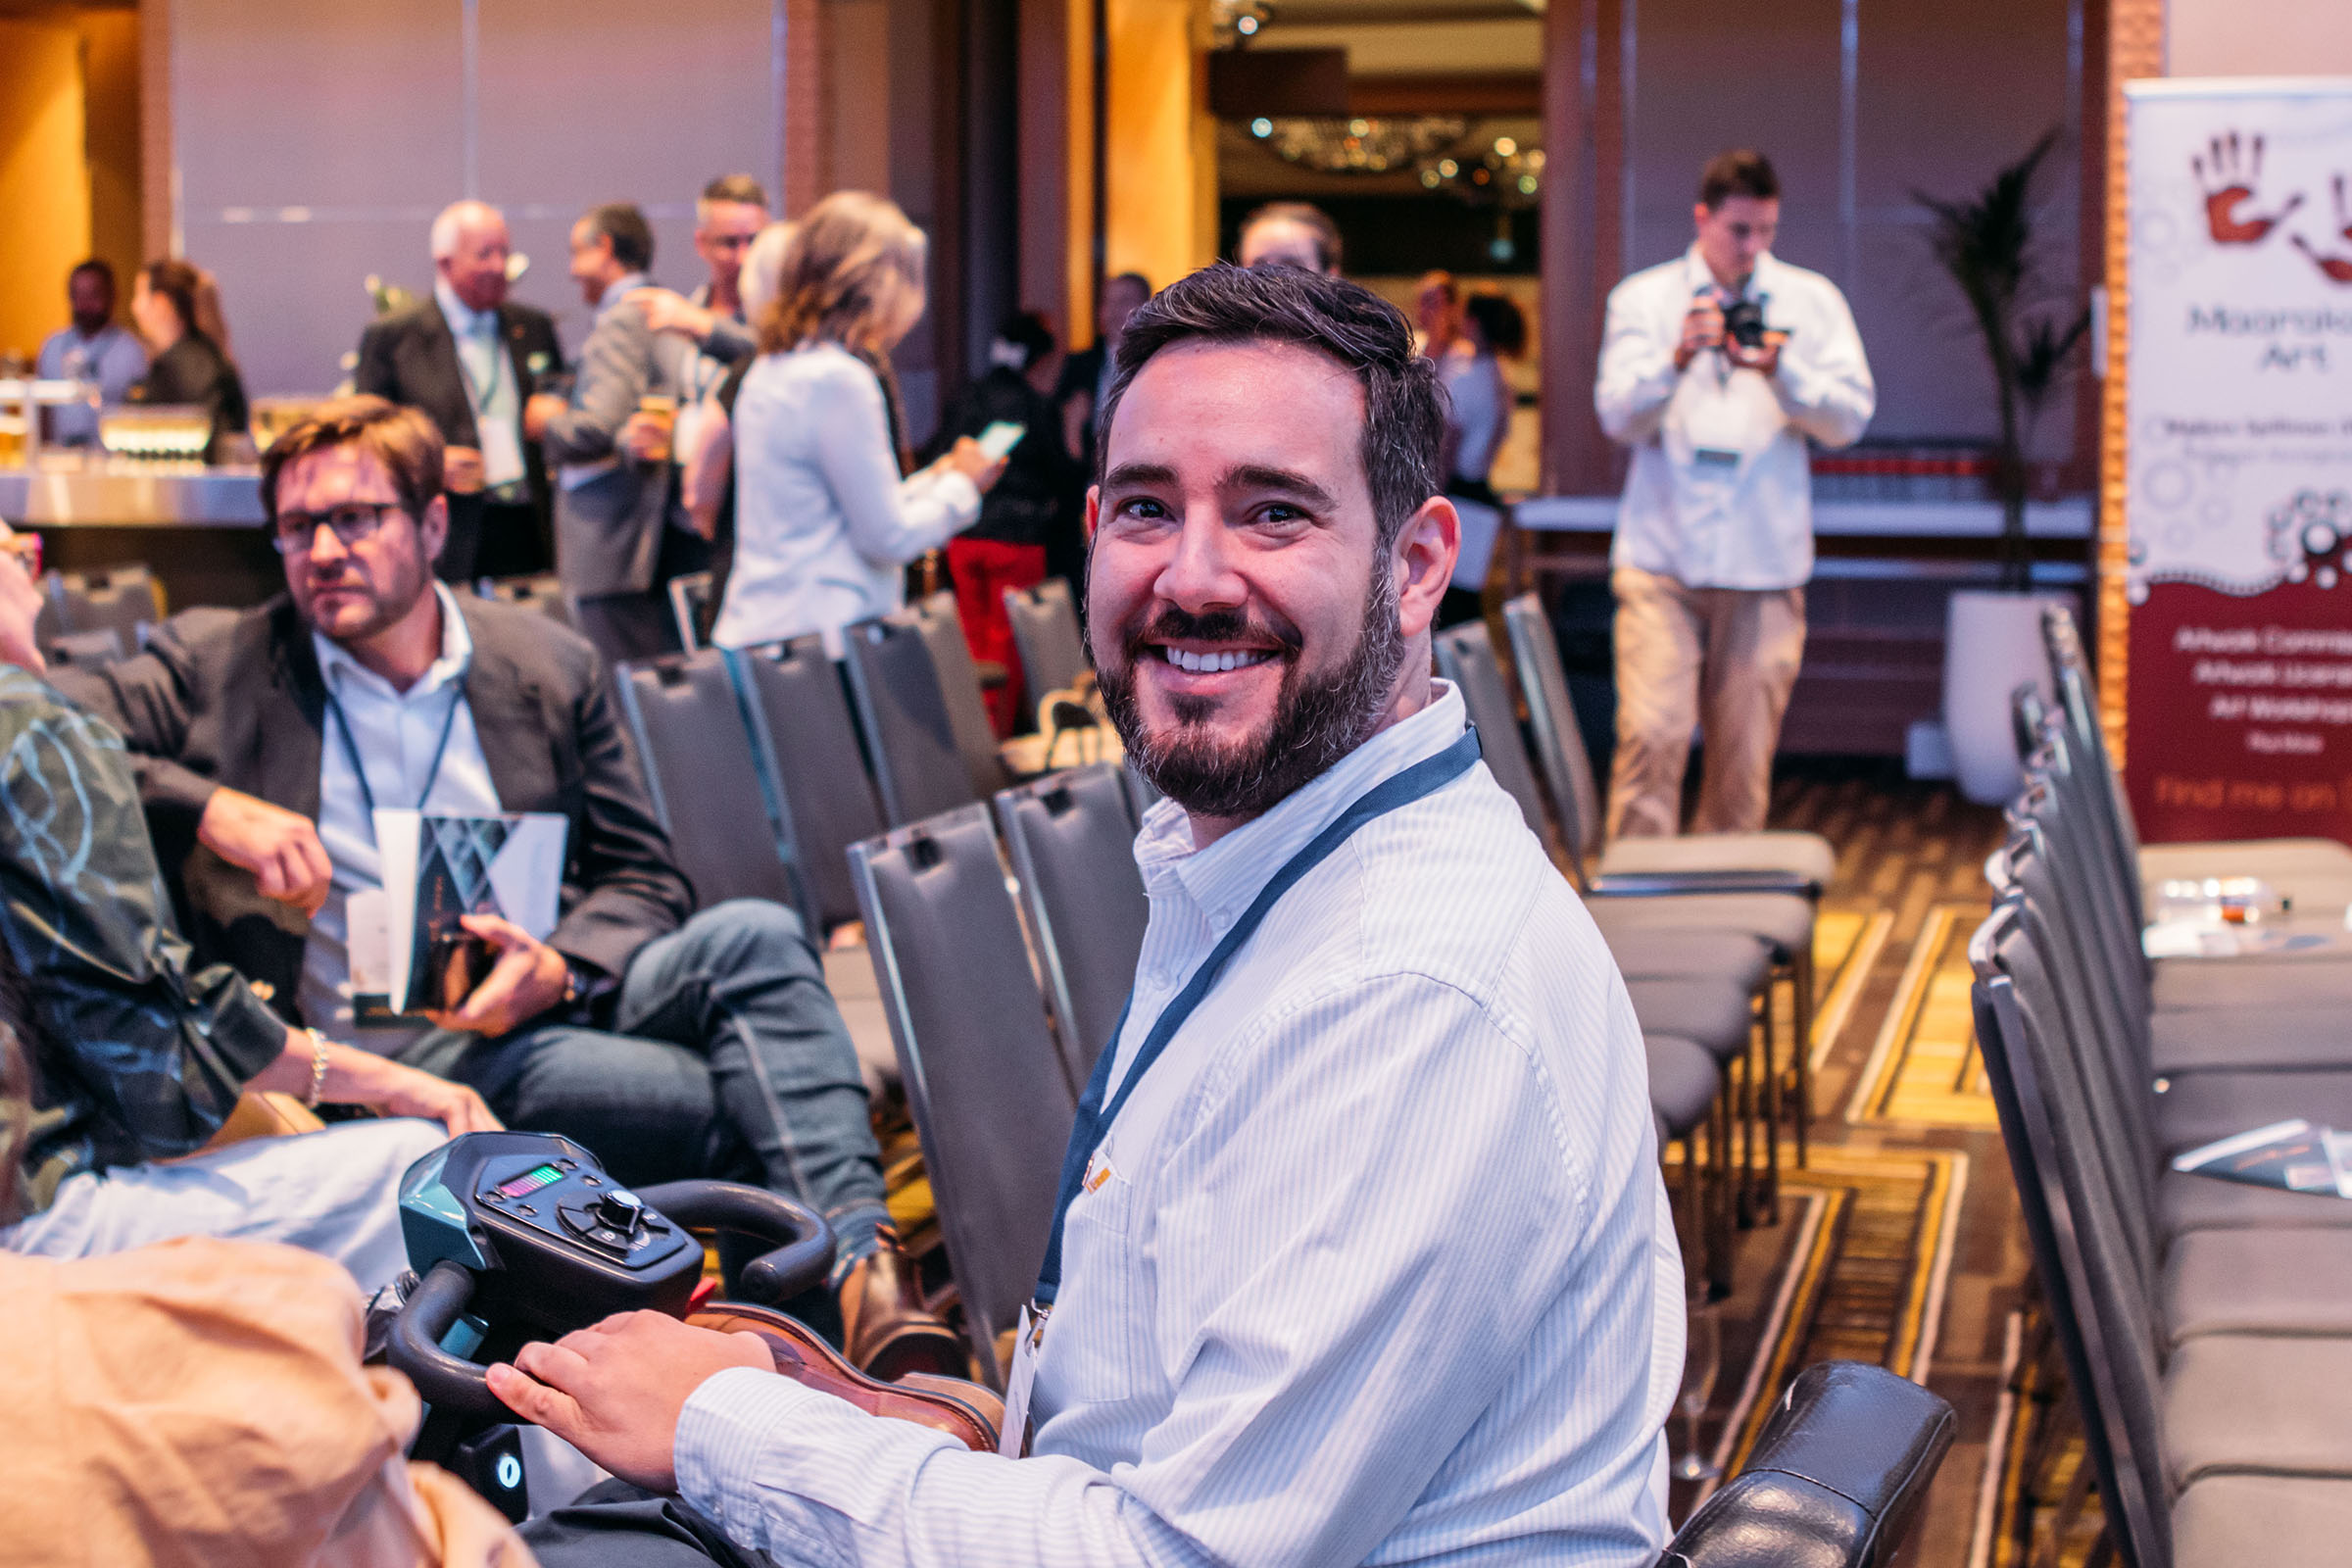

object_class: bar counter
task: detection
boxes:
[1,462,279,610]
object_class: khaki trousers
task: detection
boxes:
[1606,565,1806,839]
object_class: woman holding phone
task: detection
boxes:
[710,192,1004,653]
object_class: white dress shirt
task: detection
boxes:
[1595,245,1875,590]
[434,279,528,492]
[298,584,503,1051]
[674,682,1685,1567]
[711,341,980,656]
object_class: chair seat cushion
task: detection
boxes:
[1597,829,1837,888]
[1623,979,1755,1062]
[2154,1069,2352,1155]
[1585,891,1815,956]
[2165,1226,2352,1341]
[2161,1167,2352,1235]
[1592,921,1775,990]
[2152,955,2352,1012]
[1644,1034,1720,1140]
[2151,1003,2352,1073]
[2165,1334,2352,1490]
[2175,1473,2352,1566]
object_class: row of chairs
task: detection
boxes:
[1436,597,1834,1296]
[1971,605,2352,1565]
[32,564,164,667]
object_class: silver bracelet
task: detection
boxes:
[303,1028,330,1108]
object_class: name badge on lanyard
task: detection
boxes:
[999,1304,1047,1457]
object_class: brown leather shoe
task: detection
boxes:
[840,1228,969,1381]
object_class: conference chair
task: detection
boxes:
[46,564,162,651]
[2039,604,2352,913]
[40,627,125,668]
[615,649,802,914]
[667,571,715,655]
[909,593,1012,796]
[1003,579,1089,706]
[1657,1359,1955,1568]
[1973,900,2352,1567]
[474,573,577,630]
[728,636,887,934]
[842,612,986,826]
[850,804,1079,1386]
[1498,593,1830,1158]
[992,764,1148,1090]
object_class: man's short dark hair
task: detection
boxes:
[584,202,656,272]
[260,394,445,526]
[1097,263,1441,552]
[1106,270,1152,300]
[1698,149,1780,209]
[1240,202,1343,273]
[700,173,769,211]
[69,258,115,293]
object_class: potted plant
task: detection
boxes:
[1917,132,2090,804]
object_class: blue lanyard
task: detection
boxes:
[1031,726,1483,1308]
[324,678,466,825]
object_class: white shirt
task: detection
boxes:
[674,683,1685,1567]
[1594,245,1875,590]
[298,584,503,1050]
[434,280,528,491]
[35,323,149,445]
[712,341,980,656]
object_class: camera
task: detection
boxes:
[1721,297,1769,351]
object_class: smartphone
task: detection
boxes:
[976,420,1028,462]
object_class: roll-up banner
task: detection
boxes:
[2124,78,2352,846]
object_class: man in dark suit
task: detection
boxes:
[354,200,564,584]
[62,397,961,1380]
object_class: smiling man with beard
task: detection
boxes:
[489,264,1682,1568]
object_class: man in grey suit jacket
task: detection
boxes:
[527,203,708,663]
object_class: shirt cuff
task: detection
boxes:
[675,1365,838,1516]
[933,469,984,520]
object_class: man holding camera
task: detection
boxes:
[1594,149,1874,840]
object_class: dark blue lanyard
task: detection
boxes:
[324,678,466,824]
[1032,726,1482,1308]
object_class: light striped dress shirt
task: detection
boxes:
[676,681,1685,1566]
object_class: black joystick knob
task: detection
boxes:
[595,1190,644,1233]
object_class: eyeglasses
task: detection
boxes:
[271,503,401,556]
[0,533,41,579]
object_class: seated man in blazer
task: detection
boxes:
[354,200,564,584]
[61,397,961,1382]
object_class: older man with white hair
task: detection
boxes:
[354,199,566,580]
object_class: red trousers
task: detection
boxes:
[948,538,1049,736]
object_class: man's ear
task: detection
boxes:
[1392,496,1460,642]
[1084,484,1101,541]
[420,494,451,565]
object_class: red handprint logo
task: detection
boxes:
[2194,131,2304,245]
[2289,173,2352,284]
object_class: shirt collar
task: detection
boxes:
[1682,243,1774,301]
[599,271,653,321]
[434,278,496,340]
[312,582,474,705]
[1134,681,1471,932]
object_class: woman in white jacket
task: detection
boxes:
[711,192,1003,653]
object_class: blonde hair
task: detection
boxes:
[739,220,797,326]
[757,192,927,356]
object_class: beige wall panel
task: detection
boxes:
[2169,0,2352,75]
[824,0,893,197]
[0,19,94,363]
[1105,0,1209,287]
[174,0,462,211]
[192,220,427,394]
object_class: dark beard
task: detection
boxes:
[1094,567,1406,821]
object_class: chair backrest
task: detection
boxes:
[2040,605,2149,925]
[1003,579,1089,704]
[994,764,1147,1090]
[841,613,983,826]
[849,805,1078,1385]
[729,638,885,932]
[615,650,799,912]
[911,593,1011,797]
[476,573,577,630]
[1501,592,1602,873]
[51,564,161,647]
[1659,1359,1955,1568]
[667,570,714,655]
[41,627,126,668]
[1431,620,1558,856]
[1971,903,2172,1568]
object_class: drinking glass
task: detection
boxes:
[1671,1300,1723,1482]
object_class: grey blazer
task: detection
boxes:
[540,291,696,598]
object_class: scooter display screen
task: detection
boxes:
[495,1163,564,1200]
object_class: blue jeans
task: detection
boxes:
[392,900,889,1262]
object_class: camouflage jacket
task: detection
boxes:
[0,665,285,1219]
